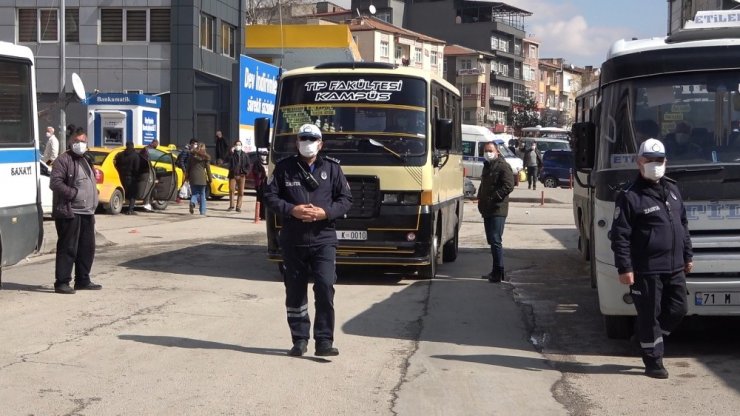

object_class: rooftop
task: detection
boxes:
[348,16,446,44]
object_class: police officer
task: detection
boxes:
[611,138,693,379]
[263,123,353,357]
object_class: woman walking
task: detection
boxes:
[187,143,212,215]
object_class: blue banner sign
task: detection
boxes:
[239,55,279,126]
[142,110,158,143]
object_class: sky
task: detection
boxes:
[333,0,668,67]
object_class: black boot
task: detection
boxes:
[643,357,669,379]
[487,270,502,283]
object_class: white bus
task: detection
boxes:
[572,11,740,338]
[0,42,42,288]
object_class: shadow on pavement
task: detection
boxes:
[432,353,642,376]
[117,335,331,363]
[0,282,55,293]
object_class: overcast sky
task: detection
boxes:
[332,0,668,67]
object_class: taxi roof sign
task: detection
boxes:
[685,10,740,29]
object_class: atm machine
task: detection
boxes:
[86,93,161,148]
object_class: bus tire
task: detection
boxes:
[442,223,459,263]
[106,189,124,215]
[418,230,439,279]
[604,315,633,339]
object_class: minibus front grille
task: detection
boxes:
[346,176,380,218]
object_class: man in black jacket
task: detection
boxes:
[264,123,353,357]
[611,138,693,379]
[214,130,230,166]
[114,141,141,215]
[477,142,515,282]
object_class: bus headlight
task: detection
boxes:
[382,192,421,205]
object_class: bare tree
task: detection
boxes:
[246,0,316,25]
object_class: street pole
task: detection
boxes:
[59,0,66,150]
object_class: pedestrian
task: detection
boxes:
[263,123,352,357]
[187,143,212,215]
[477,142,515,282]
[139,139,159,211]
[522,141,542,190]
[114,141,141,215]
[215,130,230,166]
[49,130,102,294]
[610,138,692,379]
[250,151,268,220]
[42,126,59,165]
[227,140,249,212]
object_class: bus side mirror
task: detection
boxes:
[572,122,596,171]
[435,118,453,150]
[255,118,270,148]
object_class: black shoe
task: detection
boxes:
[487,274,501,283]
[189,203,195,214]
[227,206,234,212]
[236,207,241,213]
[74,281,102,290]
[315,340,339,356]
[54,283,75,294]
[644,358,669,379]
[288,340,308,357]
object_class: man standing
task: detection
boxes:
[227,140,249,212]
[477,142,515,282]
[522,141,542,190]
[264,123,352,357]
[42,126,59,165]
[114,141,141,215]
[215,130,229,166]
[611,138,692,379]
[49,131,101,294]
[139,139,159,211]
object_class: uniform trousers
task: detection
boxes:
[54,214,95,287]
[282,244,337,343]
[631,271,688,360]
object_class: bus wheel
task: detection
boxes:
[152,200,169,210]
[442,224,459,263]
[106,189,124,215]
[418,232,439,279]
[604,315,633,339]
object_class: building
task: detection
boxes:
[248,1,349,24]
[372,0,531,128]
[667,0,739,34]
[0,1,244,148]
[351,0,409,26]
[538,58,584,128]
[443,44,495,127]
[522,36,540,106]
[348,17,445,77]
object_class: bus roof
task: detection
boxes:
[0,41,35,63]
[281,63,459,95]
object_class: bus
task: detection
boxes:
[0,42,42,288]
[572,10,740,338]
[255,62,464,278]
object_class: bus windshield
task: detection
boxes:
[273,75,427,166]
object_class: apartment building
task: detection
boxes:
[0,0,244,147]
[668,0,739,34]
[443,44,494,126]
[538,58,584,128]
[522,36,540,106]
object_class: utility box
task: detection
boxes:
[86,93,161,148]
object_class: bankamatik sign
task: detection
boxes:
[239,55,279,151]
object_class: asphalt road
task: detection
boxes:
[1,187,739,415]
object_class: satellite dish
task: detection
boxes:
[369,4,377,15]
[71,72,86,101]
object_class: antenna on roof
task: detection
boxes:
[369,4,377,15]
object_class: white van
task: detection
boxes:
[462,124,523,178]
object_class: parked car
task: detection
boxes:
[539,149,574,188]
[462,124,523,178]
[170,149,233,198]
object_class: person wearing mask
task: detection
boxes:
[187,143,212,215]
[215,130,230,166]
[611,138,693,379]
[665,122,701,158]
[227,140,250,212]
[522,141,542,190]
[114,141,141,215]
[42,126,59,165]
[138,139,159,212]
[49,131,101,294]
[263,123,352,357]
[477,142,515,282]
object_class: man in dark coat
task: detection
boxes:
[215,130,230,166]
[477,142,515,282]
[114,141,142,215]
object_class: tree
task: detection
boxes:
[246,0,315,25]
[512,96,541,129]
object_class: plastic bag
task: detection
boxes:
[518,169,528,183]
[178,181,191,199]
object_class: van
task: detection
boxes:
[462,124,523,178]
[521,137,571,153]
[539,149,573,188]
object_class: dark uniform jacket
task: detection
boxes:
[611,175,693,275]
[477,157,515,217]
[114,148,141,178]
[264,155,353,247]
[50,151,97,219]
[228,150,250,179]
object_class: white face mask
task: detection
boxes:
[298,140,320,158]
[641,161,665,181]
[46,132,51,138]
[71,141,87,155]
[234,145,242,152]
[483,151,497,161]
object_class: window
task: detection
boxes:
[101,9,123,42]
[414,47,422,64]
[221,22,236,58]
[460,58,472,70]
[65,9,80,42]
[200,13,215,51]
[101,9,170,43]
[126,10,147,41]
[430,51,438,66]
[529,45,537,59]
[18,8,75,43]
[149,9,170,42]
[38,9,58,42]
[380,40,389,58]
[395,45,402,60]
[17,9,37,42]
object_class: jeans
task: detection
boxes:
[483,216,506,273]
[190,184,208,215]
[527,166,538,189]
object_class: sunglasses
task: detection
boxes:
[298,136,321,142]
[643,157,665,163]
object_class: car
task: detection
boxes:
[521,137,571,154]
[539,149,574,188]
[464,177,476,198]
[462,124,523,178]
[87,146,181,214]
[170,149,237,198]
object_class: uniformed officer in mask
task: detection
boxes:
[611,138,693,379]
[263,123,353,357]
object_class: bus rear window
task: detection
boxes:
[0,59,33,146]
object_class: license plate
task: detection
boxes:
[695,292,740,306]
[337,230,367,240]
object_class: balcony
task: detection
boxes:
[491,71,523,85]
[489,95,512,107]
[457,68,481,76]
